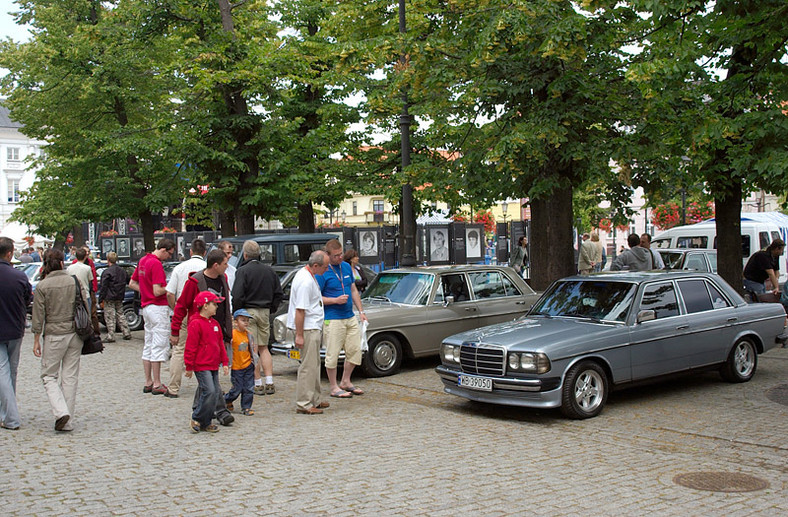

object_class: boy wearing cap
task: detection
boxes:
[184,291,230,433]
[224,309,257,416]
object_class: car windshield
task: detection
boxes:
[529,280,636,323]
[362,272,433,305]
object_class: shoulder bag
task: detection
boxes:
[73,276,93,339]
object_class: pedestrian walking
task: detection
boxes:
[231,240,283,396]
[224,309,257,416]
[31,249,82,432]
[164,239,207,397]
[510,236,528,278]
[185,291,230,433]
[129,238,175,395]
[98,252,132,342]
[319,239,368,399]
[0,236,33,431]
[291,251,330,414]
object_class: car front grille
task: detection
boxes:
[460,343,505,376]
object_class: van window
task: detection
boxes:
[676,236,707,249]
[713,235,750,257]
[772,231,781,243]
[652,238,671,249]
[760,232,770,250]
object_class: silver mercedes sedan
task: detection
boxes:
[436,271,787,419]
[272,265,541,377]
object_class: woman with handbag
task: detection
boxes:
[509,236,529,278]
[31,248,83,432]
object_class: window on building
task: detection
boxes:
[352,201,358,216]
[7,147,20,161]
[373,199,384,213]
[7,178,20,203]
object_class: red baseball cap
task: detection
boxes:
[194,290,225,307]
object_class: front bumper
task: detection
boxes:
[435,365,563,409]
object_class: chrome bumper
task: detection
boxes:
[434,365,563,409]
[270,341,346,362]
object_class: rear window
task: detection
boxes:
[677,279,713,313]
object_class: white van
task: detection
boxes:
[652,214,788,283]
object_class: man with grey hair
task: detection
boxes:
[231,240,283,395]
[291,250,330,414]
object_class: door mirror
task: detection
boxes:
[637,309,656,323]
[444,295,455,307]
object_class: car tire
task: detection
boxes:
[720,338,757,383]
[560,361,608,419]
[362,333,403,377]
[124,304,143,332]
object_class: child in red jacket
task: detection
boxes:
[184,291,229,433]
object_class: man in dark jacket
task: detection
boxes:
[232,240,284,395]
[99,252,131,342]
[0,236,33,430]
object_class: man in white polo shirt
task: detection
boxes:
[164,239,207,398]
[289,251,329,415]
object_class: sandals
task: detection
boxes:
[330,389,353,398]
[341,385,364,396]
[242,408,254,416]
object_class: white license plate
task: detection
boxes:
[458,375,492,392]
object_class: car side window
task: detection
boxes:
[684,254,708,272]
[640,282,679,319]
[706,253,717,273]
[468,271,508,299]
[440,274,471,302]
[500,272,522,296]
[677,279,714,313]
[706,282,730,309]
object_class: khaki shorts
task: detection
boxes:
[323,317,362,368]
[246,307,270,350]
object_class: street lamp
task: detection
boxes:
[501,201,508,224]
[341,210,346,224]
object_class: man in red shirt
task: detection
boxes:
[130,238,176,395]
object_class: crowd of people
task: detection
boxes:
[3,229,786,433]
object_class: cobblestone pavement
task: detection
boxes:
[2,330,788,515]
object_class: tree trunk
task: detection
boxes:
[139,210,155,251]
[298,203,316,233]
[529,184,576,291]
[235,212,255,236]
[714,180,743,293]
[71,225,84,249]
[219,210,235,237]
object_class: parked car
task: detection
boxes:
[96,261,178,332]
[436,271,787,419]
[19,262,42,314]
[272,265,540,376]
[222,233,341,267]
[657,248,717,273]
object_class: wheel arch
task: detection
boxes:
[732,331,764,354]
[562,355,615,387]
[367,329,414,359]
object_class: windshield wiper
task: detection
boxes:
[368,295,392,303]
[528,311,552,318]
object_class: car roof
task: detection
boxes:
[379,265,516,274]
[563,270,719,282]
[657,248,716,254]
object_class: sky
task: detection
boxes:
[0,0,29,43]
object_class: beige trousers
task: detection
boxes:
[295,329,323,410]
[40,332,82,421]
[168,325,188,395]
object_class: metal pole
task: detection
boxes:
[398,0,416,266]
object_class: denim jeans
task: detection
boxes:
[192,370,221,428]
[743,278,766,295]
[0,338,23,428]
[225,364,255,410]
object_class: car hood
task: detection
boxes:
[445,316,625,356]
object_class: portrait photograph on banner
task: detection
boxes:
[429,227,450,263]
[116,237,131,259]
[102,238,115,257]
[132,237,145,259]
[359,230,378,258]
[465,228,483,259]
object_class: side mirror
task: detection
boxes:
[637,309,656,323]
[444,295,455,307]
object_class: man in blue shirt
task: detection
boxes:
[317,239,368,398]
[0,236,33,430]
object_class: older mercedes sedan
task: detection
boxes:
[436,271,787,419]
[271,265,540,377]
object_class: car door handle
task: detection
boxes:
[676,324,689,330]
[465,307,477,312]
[727,317,737,323]
[516,300,528,305]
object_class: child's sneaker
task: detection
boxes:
[202,424,219,433]
[190,420,200,433]
[265,383,275,395]
[242,408,254,416]
[254,385,265,395]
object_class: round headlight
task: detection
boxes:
[508,353,519,370]
[452,346,461,363]
[520,353,536,370]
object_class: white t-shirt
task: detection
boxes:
[287,266,324,331]
[67,261,93,299]
[165,256,206,300]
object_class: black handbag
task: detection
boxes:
[82,333,104,355]
[73,277,93,339]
